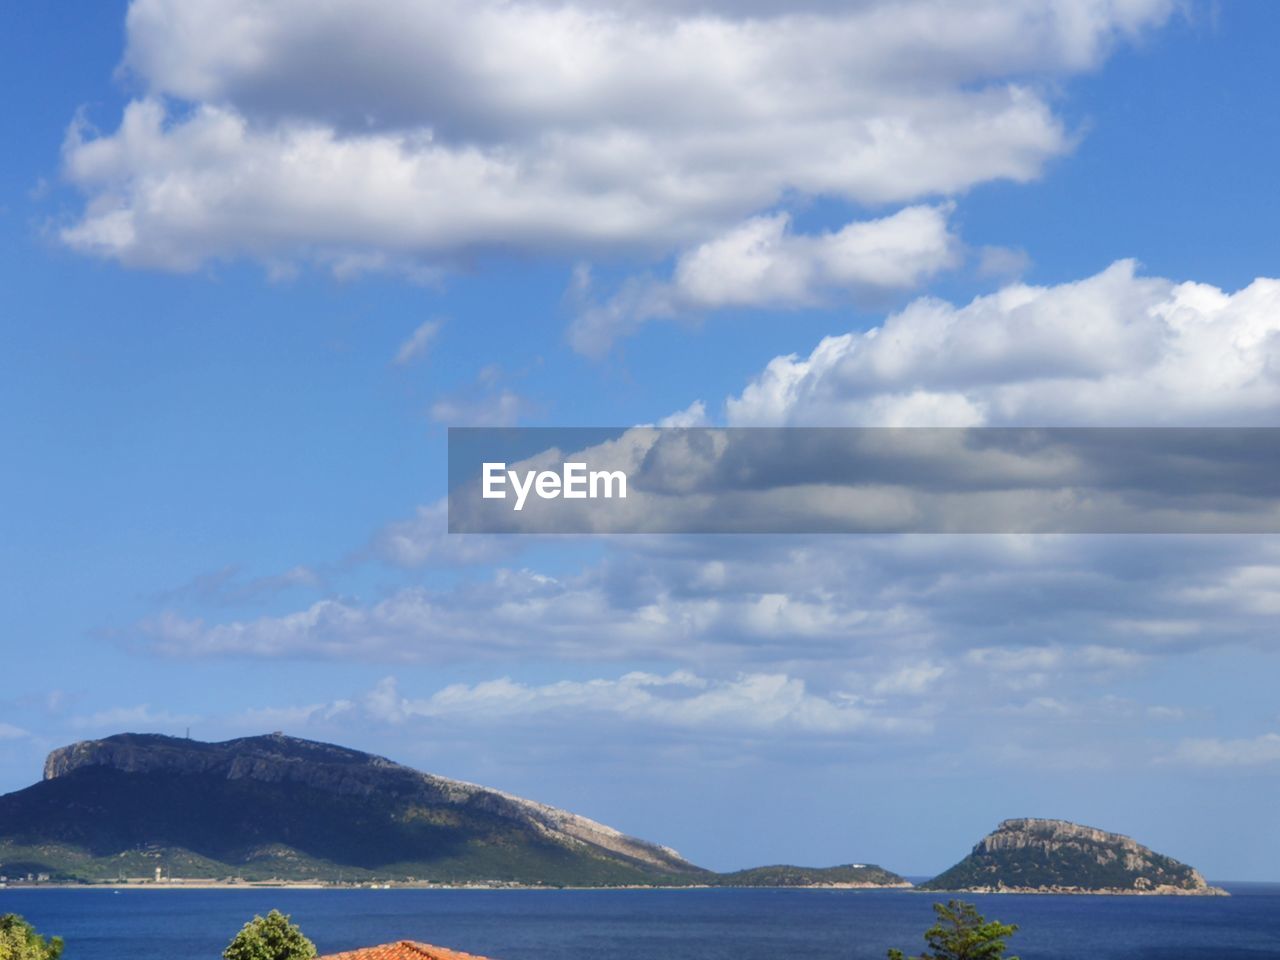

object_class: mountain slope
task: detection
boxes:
[921,818,1226,895]
[0,732,704,885]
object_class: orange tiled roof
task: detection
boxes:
[316,941,493,960]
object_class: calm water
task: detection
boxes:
[1,884,1278,960]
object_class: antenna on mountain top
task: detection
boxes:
[185,727,190,739]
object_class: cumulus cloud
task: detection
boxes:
[124,532,1280,775]
[138,559,925,663]
[726,261,1280,427]
[569,205,959,355]
[137,534,1280,668]
[677,207,959,306]
[60,0,1172,270]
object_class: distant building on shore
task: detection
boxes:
[317,941,492,960]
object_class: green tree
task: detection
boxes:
[0,914,64,960]
[223,910,317,960]
[888,900,1019,960]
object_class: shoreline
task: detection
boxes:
[0,882,911,892]
[917,886,1230,897]
[2,880,1239,895]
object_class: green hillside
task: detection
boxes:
[714,863,909,887]
[0,733,706,886]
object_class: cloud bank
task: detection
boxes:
[61,0,1172,271]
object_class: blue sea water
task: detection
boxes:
[1,884,1278,960]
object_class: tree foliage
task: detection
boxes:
[0,914,64,960]
[888,900,1019,960]
[223,910,317,960]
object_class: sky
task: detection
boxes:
[2,0,1280,881]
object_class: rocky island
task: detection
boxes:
[920,818,1227,895]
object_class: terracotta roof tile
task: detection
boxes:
[316,941,494,960]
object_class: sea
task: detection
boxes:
[1,883,1278,960]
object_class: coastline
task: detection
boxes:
[916,886,1230,897]
[4,880,1236,895]
[0,879,915,892]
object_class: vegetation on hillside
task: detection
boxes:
[714,863,908,887]
[921,820,1209,892]
[0,765,692,886]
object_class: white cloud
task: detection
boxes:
[569,205,959,355]
[61,0,1172,270]
[676,207,959,307]
[139,566,925,664]
[120,0,1172,118]
[393,319,442,366]
[727,261,1280,426]
[127,532,1280,772]
[138,534,1280,672]
[1169,732,1280,767]
[358,672,923,736]
[0,722,29,740]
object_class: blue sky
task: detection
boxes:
[2,0,1280,880]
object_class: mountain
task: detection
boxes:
[713,863,910,888]
[920,818,1227,895]
[0,732,707,885]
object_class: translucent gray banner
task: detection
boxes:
[448,427,1280,534]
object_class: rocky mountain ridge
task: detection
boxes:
[37,732,692,876]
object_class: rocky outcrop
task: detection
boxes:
[921,818,1227,895]
[39,732,697,876]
